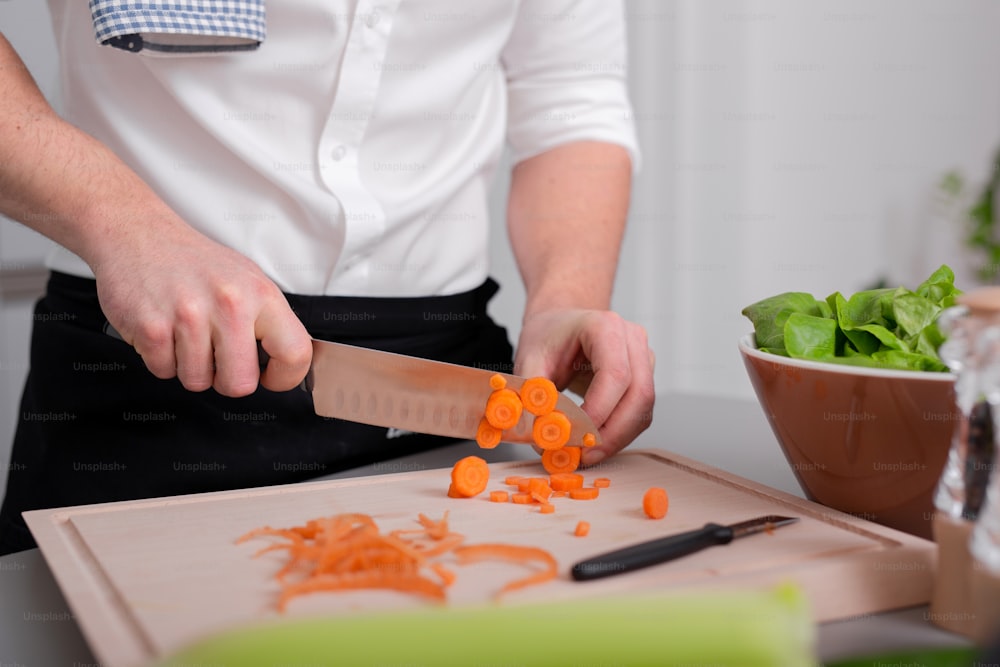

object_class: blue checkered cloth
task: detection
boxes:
[89,1,266,53]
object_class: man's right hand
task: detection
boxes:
[0,33,312,397]
[94,223,312,397]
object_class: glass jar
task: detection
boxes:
[929,289,1000,637]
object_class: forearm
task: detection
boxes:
[507,141,632,317]
[0,33,185,271]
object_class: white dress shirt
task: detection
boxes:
[46,0,639,296]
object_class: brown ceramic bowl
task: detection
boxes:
[739,334,957,539]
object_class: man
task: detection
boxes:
[0,0,654,554]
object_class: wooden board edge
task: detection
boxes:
[23,508,154,667]
[626,448,935,549]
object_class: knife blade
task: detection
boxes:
[570,515,799,581]
[103,323,601,447]
[305,338,600,446]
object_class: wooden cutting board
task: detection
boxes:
[25,449,936,667]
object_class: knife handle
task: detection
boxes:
[571,523,734,582]
[104,321,270,371]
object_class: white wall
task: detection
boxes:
[3,1,1000,488]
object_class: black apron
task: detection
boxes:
[0,271,514,554]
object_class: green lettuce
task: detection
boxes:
[741,265,961,372]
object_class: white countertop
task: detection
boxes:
[0,392,976,664]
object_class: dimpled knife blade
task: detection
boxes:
[305,338,600,447]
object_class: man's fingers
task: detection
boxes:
[582,322,654,465]
[576,311,631,429]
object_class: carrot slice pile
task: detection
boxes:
[484,388,523,430]
[450,456,490,497]
[643,487,669,519]
[519,377,559,416]
[541,446,581,474]
[549,473,585,492]
[532,411,572,450]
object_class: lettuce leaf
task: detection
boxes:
[741,265,959,372]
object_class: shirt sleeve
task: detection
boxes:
[500,0,641,171]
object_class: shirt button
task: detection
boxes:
[365,8,381,29]
[331,145,347,161]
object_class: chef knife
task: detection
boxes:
[304,338,600,446]
[571,515,799,581]
[104,323,600,447]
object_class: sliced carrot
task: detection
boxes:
[532,410,572,450]
[582,432,597,447]
[538,503,555,514]
[489,490,510,503]
[450,456,490,497]
[551,490,568,498]
[488,373,507,391]
[528,478,553,503]
[504,475,525,486]
[519,377,559,416]
[643,487,669,519]
[484,388,523,430]
[475,417,502,449]
[540,446,581,474]
[569,487,600,500]
[516,477,546,493]
[453,544,558,598]
[512,492,534,504]
[574,521,590,537]
[593,478,611,488]
[549,473,585,492]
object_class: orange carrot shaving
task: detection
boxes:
[574,521,590,537]
[593,478,611,488]
[512,492,534,504]
[277,571,445,612]
[582,432,597,447]
[489,490,510,503]
[488,373,507,391]
[540,446,581,474]
[538,503,555,514]
[528,478,553,503]
[452,544,558,598]
[450,456,490,497]
[239,511,562,611]
[519,377,559,416]
[569,487,600,500]
[643,487,669,519]
[476,417,503,449]
[549,473,585,492]
[416,512,450,540]
[532,410,571,450]
[484,388,523,430]
[431,562,457,587]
